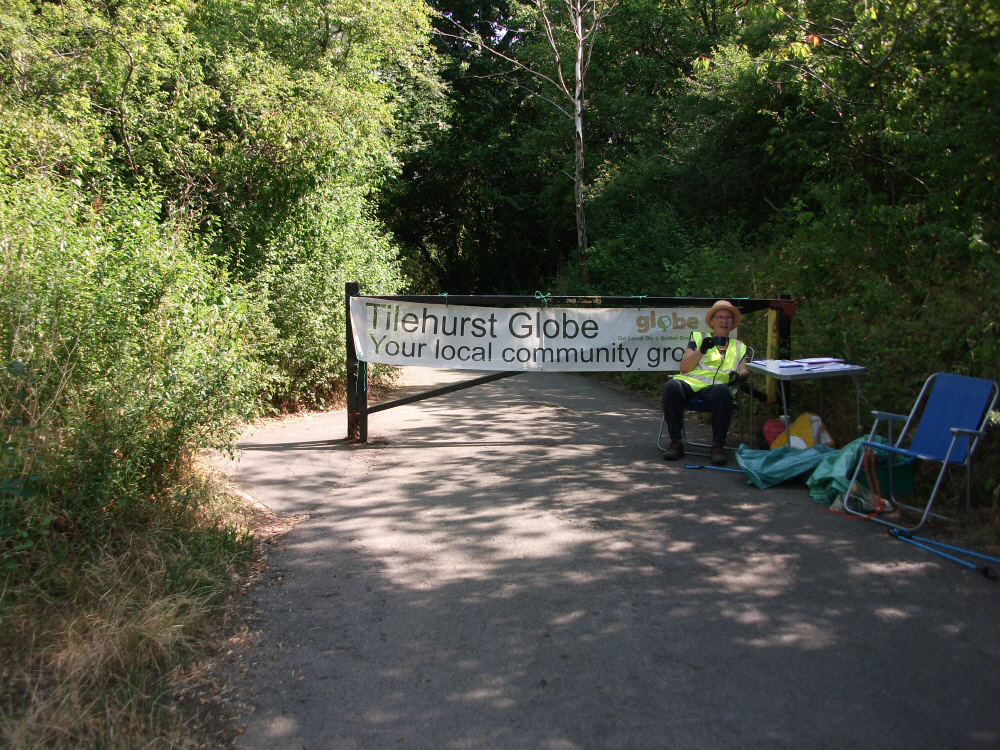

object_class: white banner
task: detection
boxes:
[350,298,732,372]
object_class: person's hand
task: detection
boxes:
[699,336,714,354]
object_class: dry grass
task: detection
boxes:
[0,466,261,749]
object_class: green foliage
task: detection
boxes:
[187,0,438,276]
[382,0,755,293]
[0,0,439,576]
[0,177,263,555]
[1,0,435,402]
[0,1,435,734]
[584,161,694,295]
[380,0,576,293]
[742,0,1000,391]
[253,181,404,405]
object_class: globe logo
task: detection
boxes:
[636,311,700,333]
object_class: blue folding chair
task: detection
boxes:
[656,346,754,456]
[842,373,998,530]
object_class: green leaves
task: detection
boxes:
[2,0,436,419]
[786,41,812,60]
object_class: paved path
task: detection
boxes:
[220,368,1000,750]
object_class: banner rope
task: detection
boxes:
[534,291,551,307]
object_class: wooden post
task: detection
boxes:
[345,282,367,441]
[766,295,795,407]
[777,293,793,359]
[766,309,779,404]
[359,361,368,443]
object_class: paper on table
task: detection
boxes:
[795,357,844,365]
[750,359,860,374]
[752,359,804,369]
[800,362,856,372]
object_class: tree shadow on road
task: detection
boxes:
[236,374,1000,750]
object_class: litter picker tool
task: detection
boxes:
[888,529,999,580]
[684,465,745,474]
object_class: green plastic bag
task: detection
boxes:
[735,443,836,489]
[806,435,888,505]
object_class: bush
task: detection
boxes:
[251,181,404,407]
[0,177,262,555]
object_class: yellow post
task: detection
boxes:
[766,308,779,403]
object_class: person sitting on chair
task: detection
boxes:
[662,299,749,466]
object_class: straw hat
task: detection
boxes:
[705,299,742,327]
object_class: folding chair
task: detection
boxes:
[842,373,998,531]
[657,346,754,456]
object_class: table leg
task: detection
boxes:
[781,379,791,446]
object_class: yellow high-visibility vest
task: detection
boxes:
[673,331,747,392]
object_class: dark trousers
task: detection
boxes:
[661,379,733,447]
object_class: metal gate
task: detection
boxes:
[345,282,795,441]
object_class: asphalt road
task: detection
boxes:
[219,368,1000,750]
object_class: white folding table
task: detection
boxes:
[745,360,866,447]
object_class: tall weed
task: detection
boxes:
[1,177,262,552]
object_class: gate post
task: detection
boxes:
[345,282,368,441]
[776,293,794,359]
[766,294,796,406]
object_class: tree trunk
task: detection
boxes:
[574,113,588,277]
[444,0,609,281]
[573,1,589,279]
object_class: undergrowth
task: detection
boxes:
[0,465,252,749]
[0,176,259,747]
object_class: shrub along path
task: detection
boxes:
[219,368,1000,749]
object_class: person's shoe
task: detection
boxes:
[663,441,684,461]
[710,444,728,466]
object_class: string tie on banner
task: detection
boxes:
[534,291,551,308]
[632,295,646,308]
[440,293,448,306]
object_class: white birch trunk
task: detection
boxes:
[572,0,588,269]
